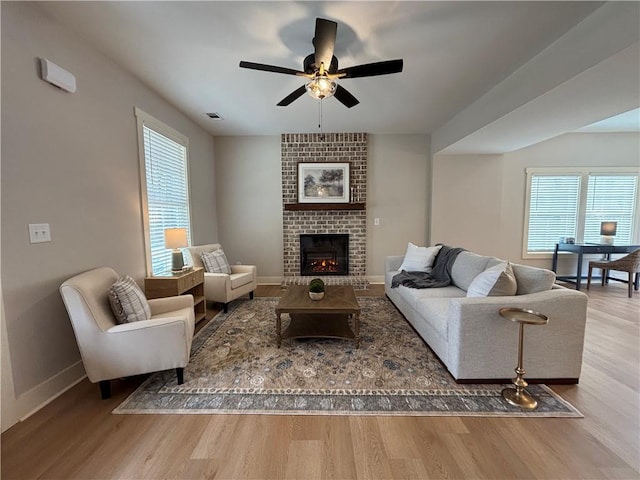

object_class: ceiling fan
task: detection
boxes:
[239,18,403,108]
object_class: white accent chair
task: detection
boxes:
[186,244,257,313]
[60,267,195,399]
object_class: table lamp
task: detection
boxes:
[600,221,617,245]
[164,228,188,273]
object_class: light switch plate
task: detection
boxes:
[29,223,51,243]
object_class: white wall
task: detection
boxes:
[214,136,283,283]
[432,132,640,273]
[1,2,217,427]
[367,134,431,281]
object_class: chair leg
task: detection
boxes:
[601,269,607,287]
[176,367,184,385]
[249,291,254,300]
[628,273,633,298]
[635,272,640,291]
[223,303,229,313]
[587,266,593,289]
[99,380,111,400]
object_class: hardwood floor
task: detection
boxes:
[2,282,638,479]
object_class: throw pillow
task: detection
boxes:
[108,275,151,323]
[466,262,518,297]
[399,243,443,273]
[201,250,231,274]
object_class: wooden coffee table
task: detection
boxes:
[275,285,361,348]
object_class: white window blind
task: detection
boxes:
[136,108,191,275]
[524,168,639,256]
[584,175,638,244]
[526,175,581,252]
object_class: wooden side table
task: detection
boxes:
[145,267,206,323]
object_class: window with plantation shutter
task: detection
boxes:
[524,168,639,257]
[135,108,191,275]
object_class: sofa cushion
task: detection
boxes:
[466,262,517,297]
[415,298,451,340]
[399,243,442,273]
[108,275,151,323]
[201,250,231,274]
[512,264,556,294]
[451,251,493,291]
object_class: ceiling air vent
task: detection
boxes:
[206,112,222,119]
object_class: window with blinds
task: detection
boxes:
[526,175,581,252]
[524,168,639,256]
[135,108,191,275]
[584,175,638,244]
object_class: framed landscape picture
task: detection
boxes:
[298,162,350,203]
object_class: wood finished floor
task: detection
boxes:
[2,282,638,479]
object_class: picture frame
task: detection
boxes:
[298,162,350,203]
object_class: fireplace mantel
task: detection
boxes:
[284,203,365,211]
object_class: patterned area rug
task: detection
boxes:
[114,297,581,417]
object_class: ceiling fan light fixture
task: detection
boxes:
[305,75,337,100]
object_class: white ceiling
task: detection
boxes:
[36,1,637,142]
[577,108,640,133]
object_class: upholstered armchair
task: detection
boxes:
[185,243,257,312]
[60,267,195,399]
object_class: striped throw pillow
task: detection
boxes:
[108,275,151,323]
[201,250,231,274]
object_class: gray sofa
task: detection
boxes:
[385,249,588,383]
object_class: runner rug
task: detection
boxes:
[114,297,581,417]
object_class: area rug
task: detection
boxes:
[114,297,581,417]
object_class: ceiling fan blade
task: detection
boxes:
[337,59,404,79]
[277,85,307,106]
[313,18,337,71]
[333,84,359,108]
[239,61,303,76]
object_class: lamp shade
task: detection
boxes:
[164,228,188,249]
[600,221,617,236]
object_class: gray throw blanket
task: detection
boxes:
[391,245,466,289]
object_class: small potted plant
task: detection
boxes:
[308,278,325,300]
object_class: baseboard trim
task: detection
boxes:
[16,360,86,422]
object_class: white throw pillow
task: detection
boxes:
[466,262,518,297]
[201,250,231,274]
[399,243,443,273]
[108,275,151,323]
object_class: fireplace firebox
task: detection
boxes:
[300,234,349,276]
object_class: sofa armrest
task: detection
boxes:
[446,288,588,379]
[386,255,404,272]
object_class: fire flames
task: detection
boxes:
[309,259,340,273]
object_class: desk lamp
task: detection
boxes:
[600,221,617,245]
[164,228,188,273]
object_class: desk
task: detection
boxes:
[552,243,640,290]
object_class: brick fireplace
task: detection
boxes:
[281,133,367,279]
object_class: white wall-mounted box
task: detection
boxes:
[39,58,76,93]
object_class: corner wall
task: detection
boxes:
[431,132,640,273]
[1,2,217,426]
